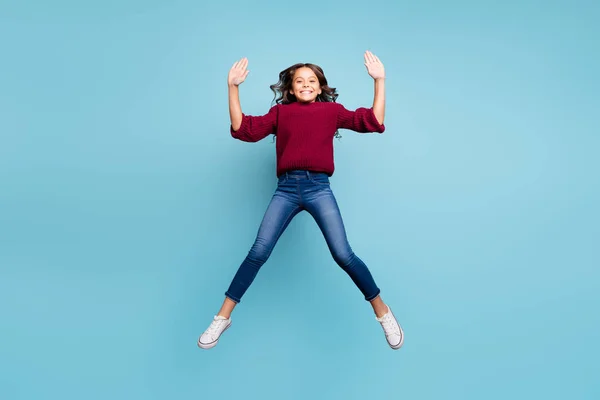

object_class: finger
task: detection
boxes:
[234,58,245,69]
[368,51,376,63]
[236,59,246,70]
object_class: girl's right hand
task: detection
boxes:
[228,58,249,86]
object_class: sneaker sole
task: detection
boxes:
[197,321,231,350]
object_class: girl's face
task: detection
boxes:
[290,67,322,103]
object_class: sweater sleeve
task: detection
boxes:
[230,105,278,142]
[336,104,385,133]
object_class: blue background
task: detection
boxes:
[1,0,598,399]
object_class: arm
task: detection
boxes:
[336,104,385,133]
[335,51,387,134]
[227,57,277,142]
[372,78,385,125]
[228,58,249,131]
[365,51,385,125]
[230,105,278,142]
[229,84,243,131]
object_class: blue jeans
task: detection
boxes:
[225,170,381,303]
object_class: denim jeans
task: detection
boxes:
[225,170,381,303]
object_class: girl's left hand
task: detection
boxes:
[364,51,385,80]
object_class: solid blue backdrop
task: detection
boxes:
[1,0,598,399]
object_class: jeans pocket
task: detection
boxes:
[309,175,330,186]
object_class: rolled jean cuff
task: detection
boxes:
[224,292,241,304]
[365,288,381,302]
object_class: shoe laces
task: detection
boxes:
[379,313,399,334]
[207,316,228,335]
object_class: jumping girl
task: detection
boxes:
[198,51,404,350]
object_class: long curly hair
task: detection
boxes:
[270,63,342,139]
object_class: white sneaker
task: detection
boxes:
[197,315,231,349]
[376,306,404,350]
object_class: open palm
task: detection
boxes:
[364,51,385,80]
[228,58,249,86]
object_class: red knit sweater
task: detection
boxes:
[230,101,385,177]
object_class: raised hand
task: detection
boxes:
[364,51,385,80]
[228,58,249,86]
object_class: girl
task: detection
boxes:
[198,51,403,350]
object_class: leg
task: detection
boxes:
[216,296,237,319]
[198,187,301,350]
[369,295,389,318]
[224,190,302,305]
[304,183,403,349]
[304,185,383,308]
